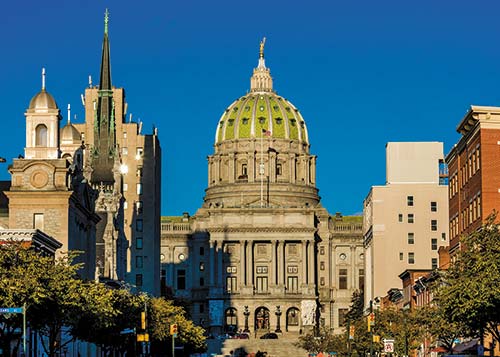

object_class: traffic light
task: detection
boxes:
[170,323,178,335]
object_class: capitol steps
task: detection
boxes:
[217,335,308,357]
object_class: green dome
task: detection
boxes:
[215,92,309,145]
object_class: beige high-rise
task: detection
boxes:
[363,142,449,309]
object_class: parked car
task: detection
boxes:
[236,333,249,339]
[260,332,278,339]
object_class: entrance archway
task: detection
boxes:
[286,307,300,331]
[254,306,270,330]
[225,308,238,332]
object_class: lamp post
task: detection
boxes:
[275,306,282,333]
[243,306,250,333]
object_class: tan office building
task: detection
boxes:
[363,142,449,308]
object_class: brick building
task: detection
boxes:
[446,106,500,255]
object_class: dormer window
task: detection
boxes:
[242,118,249,125]
[276,118,282,125]
[258,117,266,124]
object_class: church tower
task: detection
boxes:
[75,10,161,294]
[24,69,61,160]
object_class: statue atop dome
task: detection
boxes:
[259,37,266,58]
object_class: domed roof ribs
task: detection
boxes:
[92,8,116,184]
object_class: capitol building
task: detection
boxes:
[160,41,364,336]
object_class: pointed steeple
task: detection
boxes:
[250,37,273,92]
[99,9,112,91]
[92,8,116,184]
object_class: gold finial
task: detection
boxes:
[104,9,109,34]
[259,37,266,58]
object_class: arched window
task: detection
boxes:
[225,308,237,332]
[287,307,300,327]
[35,124,48,147]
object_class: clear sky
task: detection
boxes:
[1,0,500,216]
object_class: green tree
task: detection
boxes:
[434,213,500,348]
[295,328,347,355]
[148,297,206,355]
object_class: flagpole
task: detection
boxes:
[260,130,264,207]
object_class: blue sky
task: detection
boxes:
[1,0,500,216]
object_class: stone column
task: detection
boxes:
[214,157,220,185]
[167,246,174,286]
[246,241,253,287]
[240,241,246,286]
[217,242,223,286]
[301,240,307,285]
[229,153,235,184]
[249,150,255,183]
[308,240,315,284]
[310,156,317,185]
[271,241,277,285]
[209,241,215,286]
[290,154,296,184]
[305,156,310,186]
[351,245,356,290]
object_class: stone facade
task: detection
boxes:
[161,45,363,335]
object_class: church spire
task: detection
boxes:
[92,8,116,185]
[99,8,112,91]
[250,37,273,92]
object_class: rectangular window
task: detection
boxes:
[256,276,268,293]
[407,196,414,206]
[122,147,128,155]
[123,131,127,139]
[320,261,325,271]
[137,167,143,177]
[177,269,186,290]
[136,201,143,214]
[441,232,446,241]
[136,256,143,268]
[320,246,325,255]
[408,252,415,264]
[137,183,143,195]
[33,213,44,230]
[287,276,299,293]
[136,219,143,232]
[431,220,437,231]
[431,201,437,212]
[398,214,403,222]
[320,277,325,286]
[226,276,237,293]
[226,266,237,274]
[339,269,348,289]
[338,308,348,327]
[408,214,414,223]
[199,262,205,271]
[432,258,438,270]
[123,183,128,192]
[276,163,282,176]
[399,252,404,260]
[408,232,414,244]
[136,274,143,287]
[136,237,143,249]
[124,201,128,210]
[431,238,438,250]
[136,147,143,160]
[359,269,365,290]
[256,266,268,274]
[200,246,205,255]
[199,277,205,287]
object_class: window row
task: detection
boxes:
[399,252,415,264]
[460,194,481,230]
[121,147,144,160]
[403,197,438,212]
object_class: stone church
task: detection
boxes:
[1,11,162,294]
[161,41,364,335]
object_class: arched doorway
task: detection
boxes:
[286,307,300,331]
[225,308,238,333]
[254,307,270,330]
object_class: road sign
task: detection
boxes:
[0,307,23,314]
[383,339,394,353]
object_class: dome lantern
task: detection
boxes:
[250,37,273,92]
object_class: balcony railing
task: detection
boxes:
[161,222,191,233]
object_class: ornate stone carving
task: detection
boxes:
[301,300,317,326]
[30,170,49,188]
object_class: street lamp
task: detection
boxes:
[243,306,250,333]
[275,306,282,333]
